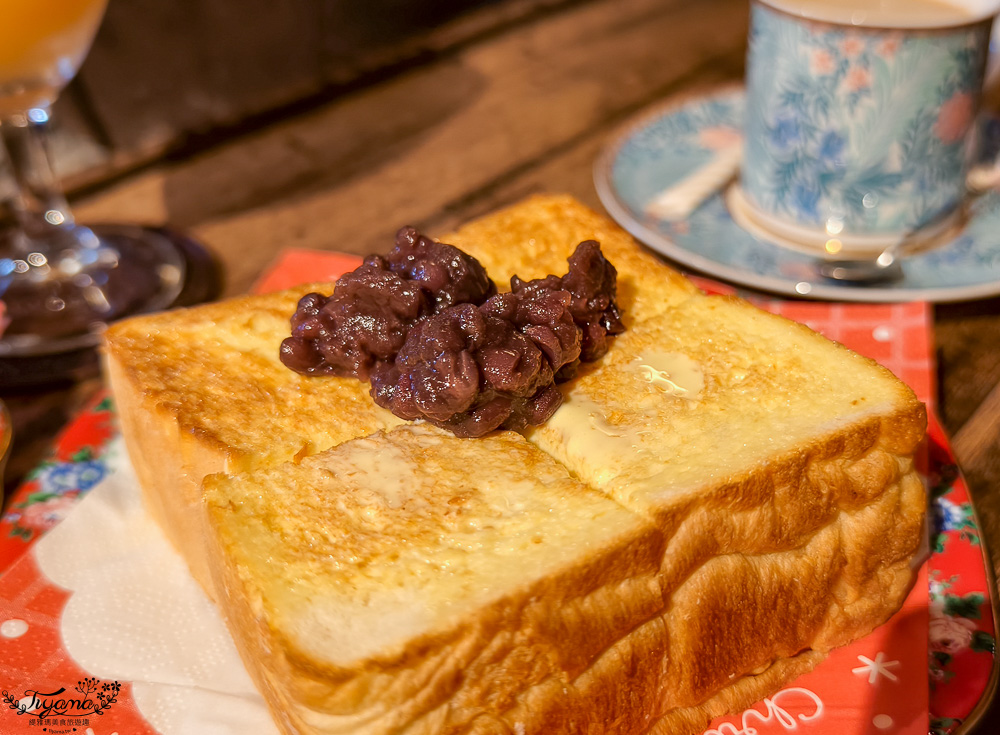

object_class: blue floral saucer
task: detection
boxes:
[594,88,1000,303]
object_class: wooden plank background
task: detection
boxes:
[50,0,582,189]
[73,0,749,286]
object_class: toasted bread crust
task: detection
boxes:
[104,194,927,735]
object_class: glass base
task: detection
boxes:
[0,223,186,357]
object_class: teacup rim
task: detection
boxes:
[753,0,1000,32]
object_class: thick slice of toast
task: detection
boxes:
[200,425,865,735]
[529,292,926,693]
[104,194,926,735]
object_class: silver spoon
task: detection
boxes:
[814,210,957,284]
[817,245,905,284]
[817,161,999,284]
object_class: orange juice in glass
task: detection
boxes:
[0,0,188,361]
[0,0,108,115]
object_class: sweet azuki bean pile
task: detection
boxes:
[280,226,624,437]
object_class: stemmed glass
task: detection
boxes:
[0,0,185,358]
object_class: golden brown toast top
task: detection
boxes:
[104,284,405,471]
[103,195,703,471]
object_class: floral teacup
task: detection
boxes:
[739,0,1000,256]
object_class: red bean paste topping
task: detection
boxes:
[280,228,625,437]
[279,227,495,379]
[512,239,625,362]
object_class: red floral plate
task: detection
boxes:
[0,252,995,735]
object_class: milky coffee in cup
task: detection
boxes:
[738,0,1000,256]
[777,0,976,27]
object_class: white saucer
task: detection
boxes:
[594,88,1000,303]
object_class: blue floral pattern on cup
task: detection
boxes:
[595,88,1000,302]
[742,2,991,236]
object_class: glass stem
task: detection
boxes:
[0,107,76,259]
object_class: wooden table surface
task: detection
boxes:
[3,0,1000,730]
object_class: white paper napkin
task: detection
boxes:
[32,438,278,735]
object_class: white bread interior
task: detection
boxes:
[103,194,927,735]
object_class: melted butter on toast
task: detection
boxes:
[633,349,704,400]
